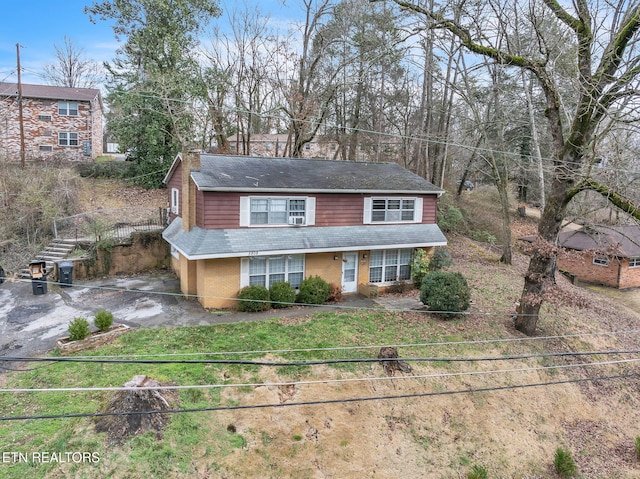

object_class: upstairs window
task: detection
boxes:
[58,101,78,116]
[171,188,179,215]
[250,198,306,225]
[38,114,52,121]
[58,132,78,146]
[364,197,422,224]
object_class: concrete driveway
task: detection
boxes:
[0,272,377,358]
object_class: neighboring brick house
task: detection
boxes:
[557,225,640,289]
[0,82,102,160]
[162,152,447,309]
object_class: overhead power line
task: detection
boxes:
[0,372,636,422]
[2,348,639,366]
[1,357,637,394]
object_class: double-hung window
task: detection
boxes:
[58,101,78,116]
[244,197,314,226]
[58,132,79,146]
[364,197,422,224]
[246,255,305,288]
[630,258,640,268]
[369,249,413,283]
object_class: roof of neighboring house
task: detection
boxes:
[0,82,100,102]
[558,225,640,258]
[163,218,447,260]
[165,153,443,194]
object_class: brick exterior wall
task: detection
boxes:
[616,258,640,289]
[557,251,621,288]
[0,95,102,160]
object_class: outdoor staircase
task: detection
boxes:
[19,238,77,280]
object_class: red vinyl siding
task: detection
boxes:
[314,194,365,226]
[198,191,439,228]
[201,192,241,228]
[422,195,437,223]
[167,162,182,221]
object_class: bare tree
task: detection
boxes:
[389,0,640,335]
[42,36,102,88]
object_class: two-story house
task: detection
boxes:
[0,82,103,160]
[162,152,447,309]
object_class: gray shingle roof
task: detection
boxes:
[164,218,447,259]
[559,225,640,257]
[189,154,442,194]
[0,82,100,102]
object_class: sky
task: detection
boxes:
[0,0,300,87]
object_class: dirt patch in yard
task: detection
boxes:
[184,237,640,479]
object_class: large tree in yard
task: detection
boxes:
[85,0,220,187]
[389,0,640,335]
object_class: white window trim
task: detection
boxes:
[58,101,78,116]
[363,197,423,224]
[240,255,306,288]
[58,131,79,146]
[629,257,640,268]
[593,256,610,267]
[171,188,180,215]
[240,196,315,227]
[368,248,413,284]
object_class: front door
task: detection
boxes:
[341,252,358,293]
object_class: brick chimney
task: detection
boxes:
[181,150,201,232]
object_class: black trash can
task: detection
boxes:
[28,260,47,295]
[32,278,47,295]
[58,261,74,287]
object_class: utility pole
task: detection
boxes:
[16,43,26,168]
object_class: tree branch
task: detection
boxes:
[564,178,640,220]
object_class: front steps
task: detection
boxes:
[20,239,77,280]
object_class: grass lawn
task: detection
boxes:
[0,310,486,479]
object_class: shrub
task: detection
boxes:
[420,271,471,317]
[467,465,488,479]
[94,308,114,331]
[429,247,454,271]
[328,283,343,303]
[269,282,296,309]
[437,203,466,233]
[635,436,640,460]
[554,447,577,477]
[237,286,271,312]
[297,276,330,305]
[411,248,430,288]
[68,317,90,341]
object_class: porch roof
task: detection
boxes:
[163,219,447,260]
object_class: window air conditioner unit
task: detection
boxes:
[288,216,305,225]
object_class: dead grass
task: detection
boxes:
[179,237,640,479]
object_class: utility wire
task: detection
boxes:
[2,348,639,366]
[2,357,638,394]
[0,372,636,422]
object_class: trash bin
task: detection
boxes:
[58,261,74,287]
[28,260,47,295]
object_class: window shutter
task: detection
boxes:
[306,197,316,225]
[240,258,250,287]
[239,197,250,226]
[363,197,372,224]
[414,197,423,223]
